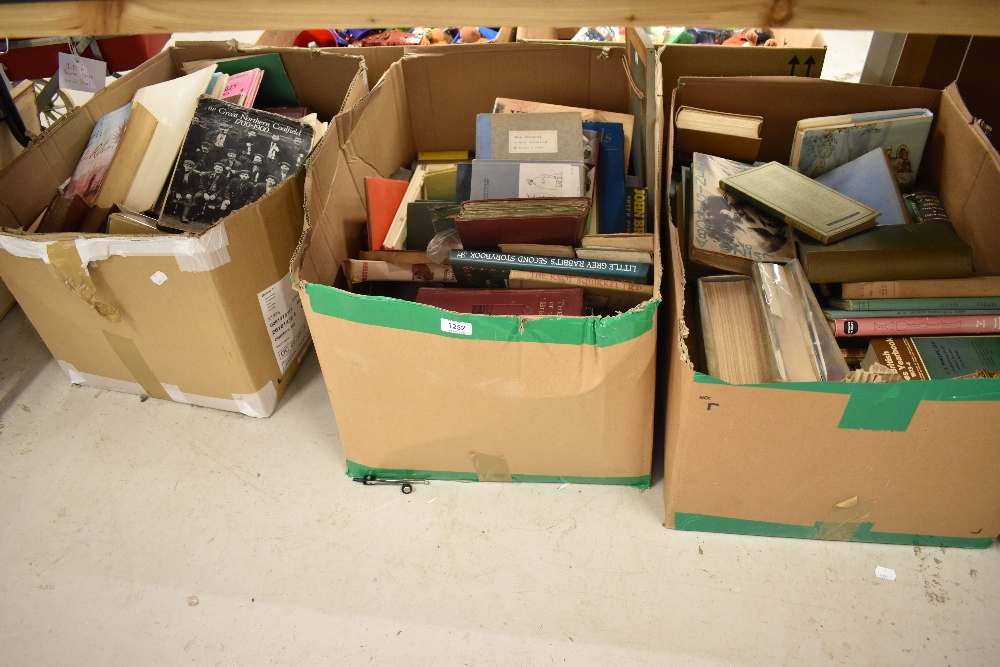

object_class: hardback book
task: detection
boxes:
[221,69,262,107]
[582,120,626,234]
[493,97,633,174]
[575,247,653,264]
[841,276,1000,300]
[382,164,429,251]
[468,160,586,200]
[507,270,653,313]
[454,198,590,250]
[416,287,585,316]
[814,147,910,226]
[688,153,796,274]
[455,162,473,202]
[903,189,951,224]
[580,233,654,252]
[359,250,433,264]
[261,106,312,120]
[475,112,584,162]
[107,209,166,235]
[364,176,410,251]
[64,102,134,204]
[862,336,1000,380]
[828,296,1000,311]
[676,166,691,259]
[497,243,576,258]
[751,260,850,382]
[423,166,458,201]
[345,259,456,283]
[720,161,879,244]
[38,194,92,234]
[87,102,158,215]
[406,201,459,252]
[789,107,933,188]
[624,183,648,234]
[797,221,973,284]
[450,249,650,288]
[123,66,219,213]
[674,106,763,163]
[158,97,314,232]
[828,313,1000,337]
[698,275,772,384]
[824,308,997,319]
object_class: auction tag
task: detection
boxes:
[441,318,472,336]
[58,52,106,93]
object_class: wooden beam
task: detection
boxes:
[1,0,999,39]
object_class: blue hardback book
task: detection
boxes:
[583,120,626,233]
[475,113,492,159]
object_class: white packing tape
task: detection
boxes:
[0,222,231,273]
[232,381,278,419]
[57,360,145,394]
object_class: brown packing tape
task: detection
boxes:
[102,331,172,401]
[471,453,513,483]
[814,496,876,541]
[45,241,121,322]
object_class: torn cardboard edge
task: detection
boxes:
[56,360,279,417]
[0,221,231,273]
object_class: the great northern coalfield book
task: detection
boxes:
[159,97,313,232]
[688,153,796,274]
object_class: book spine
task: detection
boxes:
[834,297,1000,311]
[450,250,649,284]
[624,186,648,234]
[829,314,1000,337]
[903,190,951,225]
[347,259,456,283]
[824,308,999,319]
[841,277,1000,300]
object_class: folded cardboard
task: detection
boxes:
[0,43,366,416]
[663,76,1000,547]
[294,40,663,485]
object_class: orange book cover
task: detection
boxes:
[365,177,409,251]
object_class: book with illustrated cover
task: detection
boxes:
[159,97,313,232]
[416,287,585,316]
[862,336,1000,380]
[720,161,879,244]
[64,102,133,204]
[789,107,933,188]
[688,153,796,274]
[469,160,586,200]
[221,69,262,107]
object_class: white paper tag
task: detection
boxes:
[149,271,168,285]
[508,130,558,154]
[57,52,106,93]
[874,566,896,581]
[258,278,310,374]
[517,163,582,198]
[441,318,472,336]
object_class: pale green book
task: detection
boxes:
[719,161,879,244]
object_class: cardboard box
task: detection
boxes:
[663,77,1000,547]
[294,41,663,485]
[0,43,366,416]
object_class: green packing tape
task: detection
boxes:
[346,461,651,489]
[305,281,658,348]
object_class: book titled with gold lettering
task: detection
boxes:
[719,161,879,244]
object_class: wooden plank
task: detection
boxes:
[1,0,998,38]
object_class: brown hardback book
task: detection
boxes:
[507,269,653,313]
[416,287,585,316]
[497,243,576,258]
[359,250,434,264]
[841,276,1000,300]
[720,161,879,244]
[797,221,973,284]
[454,197,590,250]
[674,106,763,163]
[580,233,654,252]
[697,275,772,384]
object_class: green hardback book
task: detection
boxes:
[797,221,973,284]
[828,296,1000,311]
[450,249,650,288]
[719,161,879,244]
[405,201,458,252]
[214,53,299,108]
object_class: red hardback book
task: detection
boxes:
[416,287,585,316]
[829,314,1000,337]
[454,197,590,250]
[365,177,410,251]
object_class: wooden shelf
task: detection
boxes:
[0,0,996,39]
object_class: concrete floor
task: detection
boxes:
[1,305,998,665]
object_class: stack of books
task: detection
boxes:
[677,106,1000,383]
[344,98,655,317]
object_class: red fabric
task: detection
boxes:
[0,34,170,80]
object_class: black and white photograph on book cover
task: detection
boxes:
[158,97,313,233]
